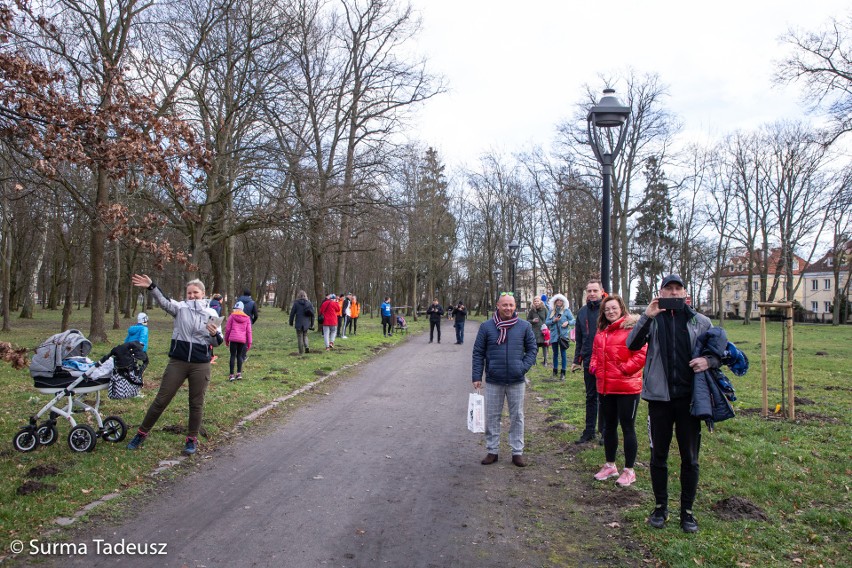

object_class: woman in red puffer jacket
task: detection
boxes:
[589,294,647,487]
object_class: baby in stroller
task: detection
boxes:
[14,330,144,453]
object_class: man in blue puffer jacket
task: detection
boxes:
[472,293,537,467]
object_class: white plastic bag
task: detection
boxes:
[467,391,485,433]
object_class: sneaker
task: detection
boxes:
[616,468,636,487]
[341,335,348,339]
[127,431,147,450]
[680,510,699,533]
[228,374,236,382]
[184,436,198,455]
[236,373,242,380]
[594,464,619,481]
[330,342,334,349]
[648,505,669,529]
[575,431,595,444]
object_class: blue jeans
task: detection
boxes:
[551,343,568,371]
[485,381,525,455]
[454,322,464,343]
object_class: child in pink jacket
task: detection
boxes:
[225,301,253,381]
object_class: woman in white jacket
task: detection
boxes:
[545,294,575,380]
[126,274,223,455]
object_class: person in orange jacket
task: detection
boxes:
[347,294,360,336]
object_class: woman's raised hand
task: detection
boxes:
[132,274,152,288]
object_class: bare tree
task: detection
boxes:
[776,14,852,145]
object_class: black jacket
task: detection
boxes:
[289,298,315,332]
[573,300,601,367]
[426,304,444,322]
[238,294,259,324]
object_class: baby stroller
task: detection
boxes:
[13,330,130,453]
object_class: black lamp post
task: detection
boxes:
[484,280,490,317]
[587,88,630,294]
[494,268,502,306]
[508,240,520,300]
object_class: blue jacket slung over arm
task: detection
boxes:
[472,319,537,384]
[691,327,737,432]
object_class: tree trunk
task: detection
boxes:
[88,167,109,342]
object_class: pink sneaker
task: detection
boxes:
[594,464,619,481]
[616,468,636,487]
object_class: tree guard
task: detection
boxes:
[757,302,795,420]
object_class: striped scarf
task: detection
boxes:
[493,312,518,344]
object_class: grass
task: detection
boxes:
[528,320,852,567]
[1,309,849,566]
[0,305,427,545]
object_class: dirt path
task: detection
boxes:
[25,323,649,567]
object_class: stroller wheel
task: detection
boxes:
[13,427,38,452]
[37,423,58,446]
[67,424,97,453]
[101,416,127,443]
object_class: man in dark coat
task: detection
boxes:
[472,293,537,467]
[453,301,467,344]
[238,289,259,324]
[288,290,315,354]
[425,298,444,343]
[572,279,604,444]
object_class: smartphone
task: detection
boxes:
[657,297,686,311]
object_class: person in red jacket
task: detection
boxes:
[589,294,647,487]
[318,294,342,350]
[225,301,253,381]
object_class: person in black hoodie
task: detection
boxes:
[572,279,605,444]
[425,298,444,343]
[452,301,467,344]
[289,290,315,354]
[626,274,717,534]
[238,289,259,324]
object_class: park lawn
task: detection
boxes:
[0,306,426,546]
[530,320,852,567]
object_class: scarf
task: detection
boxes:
[493,312,519,344]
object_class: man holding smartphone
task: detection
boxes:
[626,274,719,534]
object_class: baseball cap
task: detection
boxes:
[137,312,148,324]
[234,301,245,310]
[661,274,685,288]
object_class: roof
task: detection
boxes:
[719,248,807,277]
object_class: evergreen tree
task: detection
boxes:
[633,156,676,301]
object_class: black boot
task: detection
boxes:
[552,369,558,379]
[560,370,566,381]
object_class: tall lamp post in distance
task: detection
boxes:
[495,268,503,306]
[508,240,520,301]
[483,280,490,317]
[587,88,631,294]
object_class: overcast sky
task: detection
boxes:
[406,0,848,169]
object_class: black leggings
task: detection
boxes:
[229,342,247,375]
[382,315,392,335]
[600,394,639,467]
[347,317,358,334]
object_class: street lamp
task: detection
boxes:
[508,240,520,300]
[484,280,490,317]
[587,88,631,294]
